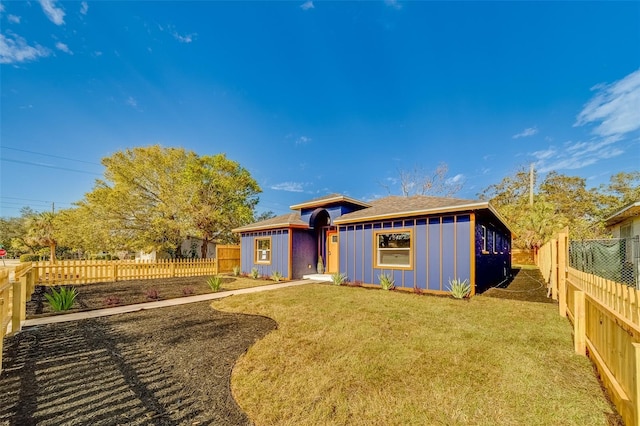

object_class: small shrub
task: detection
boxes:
[330,272,347,286]
[207,275,223,292]
[448,278,471,299]
[232,265,241,276]
[182,287,195,296]
[146,288,160,300]
[271,271,283,282]
[251,267,259,279]
[413,286,424,295]
[104,295,121,307]
[44,286,78,311]
[317,257,325,274]
[378,273,395,291]
[20,254,41,262]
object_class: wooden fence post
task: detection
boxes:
[633,342,640,426]
[574,290,586,356]
[111,263,118,282]
[551,238,558,300]
[170,261,176,278]
[11,275,26,335]
[558,229,568,317]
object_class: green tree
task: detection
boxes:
[25,211,59,264]
[254,211,277,222]
[81,145,261,257]
[183,153,260,256]
[0,207,39,257]
[597,171,640,215]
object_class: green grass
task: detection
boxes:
[214,284,616,425]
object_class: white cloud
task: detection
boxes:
[512,126,538,139]
[8,15,21,24]
[446,174,465,184]
[55,41,72,55]
[575,68,640,138]
[80,1,88,15]
[0,33,50,64]
[531,148,556,160]
[172,31,196,43]
[270,182,305,192]
[300,1,314,10]
[92,51,103,57]
[385,0,402,10]
[0,4,4,13]
[532,139,625,173]
[126,96,138,108]
[295,136,312,145]
[39,0,65,25]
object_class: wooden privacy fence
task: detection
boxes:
[0,265,37,374]
[539,228,640,426]
[32,245,240,285]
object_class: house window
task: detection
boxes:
[374,229,412,269]
[492,231,497,254]
[255,237,271,264]
[481,226,488,254]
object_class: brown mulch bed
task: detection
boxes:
[482,267,555,303]
[1,301,277,425]
[26,276,271,318]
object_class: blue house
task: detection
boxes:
[233,193,512,295]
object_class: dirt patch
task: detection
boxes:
[26,276,272,318]
[1,301,277,425]
[482,267,555,303]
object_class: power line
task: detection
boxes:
[1,158,102,175]
[1,147,102,166]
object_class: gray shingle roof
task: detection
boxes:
[232,212,308,232]
[334,195,487,224]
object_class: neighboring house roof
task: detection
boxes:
[290,193,371,210]
[604,201,640,228]
[335,195,489,224]
[232,212,308,233]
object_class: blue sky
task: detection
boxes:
[1,1,639,218]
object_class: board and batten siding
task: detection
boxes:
[338,214,473,292]
[240,229,290,278]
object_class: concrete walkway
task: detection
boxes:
[24,279,319,327]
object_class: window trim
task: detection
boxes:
[373,228,413,270]
[254,236,272,265]
[481,225,489,254]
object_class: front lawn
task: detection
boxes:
[215,284,618,425]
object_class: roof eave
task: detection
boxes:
[290,195,371,210]
[232,223,309,233]
[604,202,640,227]
[334,202,491,225]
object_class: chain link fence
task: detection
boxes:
[569,236,639,288]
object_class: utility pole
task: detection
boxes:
[529,163,534,206]
[52,202,55,213]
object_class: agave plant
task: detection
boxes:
[44,286,78,311]
[232,265,241,276]
[378,273,395,291]
[207,275,223,292]
[250,267,259,279]
[330,272,347,286]
[270,271,283,282]
[448,278,471,299]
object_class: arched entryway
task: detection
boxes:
[309,209,338,274]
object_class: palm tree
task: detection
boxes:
[26,212,58,264]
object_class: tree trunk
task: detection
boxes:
[201,237,210,259]
[49,243,56,264]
